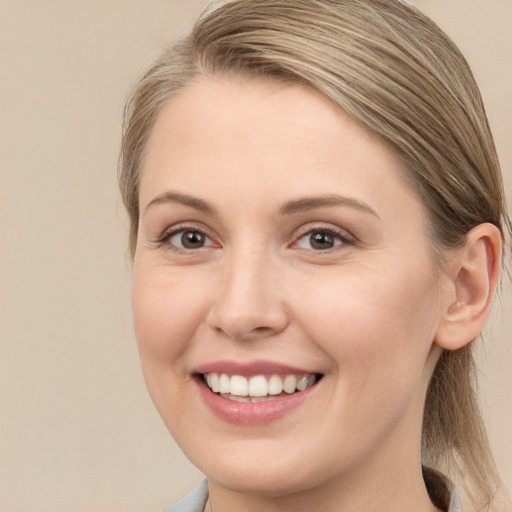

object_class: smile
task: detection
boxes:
[202,372,319,403]
[194,361,324,424]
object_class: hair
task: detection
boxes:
[119,0,511,508]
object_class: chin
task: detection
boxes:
[204,461,319,498]
[178,434,338,498]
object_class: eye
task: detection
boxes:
[166,228,216,250]
[294,228,349,251]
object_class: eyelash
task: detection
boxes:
[292,225,354,251]
[152,224,355,253]
[153,225,214,251]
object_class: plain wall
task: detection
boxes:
[0,1,510,511]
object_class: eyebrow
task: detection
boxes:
[144,191,218,215]
[144,190,379,219]
[279,195,380,218]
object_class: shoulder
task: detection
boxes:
[163,480,209,512]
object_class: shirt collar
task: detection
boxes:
[423,466,462,512]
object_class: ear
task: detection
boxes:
[435,223,502,350]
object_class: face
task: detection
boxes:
[133,76,447,497]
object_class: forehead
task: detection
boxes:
[140,75,423,221]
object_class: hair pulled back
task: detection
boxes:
[119,1,511,507]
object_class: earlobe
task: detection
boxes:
[435,223,502,351]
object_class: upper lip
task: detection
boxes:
[194,359,320,377]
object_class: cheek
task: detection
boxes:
[131,263,217,432]
[288,266,441,459]
[291,262,440,390]
[131,264,211,371]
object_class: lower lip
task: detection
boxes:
[195,377,318,425]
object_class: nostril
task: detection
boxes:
[211,323,283,343]
[252,326,272,333]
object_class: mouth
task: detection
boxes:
[193,361,324,424]
[198,372,323,403]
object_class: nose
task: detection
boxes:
[206,249,290,342]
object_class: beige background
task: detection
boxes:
[0,1,510,511]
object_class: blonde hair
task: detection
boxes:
[119,0,511,507]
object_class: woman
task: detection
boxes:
[119,0,511,510]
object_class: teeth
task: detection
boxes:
[230,375,249,396]
[248,376,268,397]
[296,375,309,391]
[210,373,220,393]
[220,393,274,403]
[268,374,283,395]
[221,393,251,403]
[250,396,270,403]
[203,372,318,397]
[283,375,297,394]
[219,374,231,393]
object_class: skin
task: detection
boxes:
[132,75,463,512]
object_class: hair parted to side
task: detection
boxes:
[119,0,511,507]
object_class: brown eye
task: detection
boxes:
[295,228,347,251]
[310,232,335,250]
[182,231,205,248]
[169,229,213,249]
